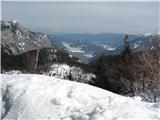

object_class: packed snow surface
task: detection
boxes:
[1,74,160,120]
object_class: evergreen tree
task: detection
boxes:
[94,55,111,90]
[121,34,132,64]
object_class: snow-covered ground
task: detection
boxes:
[1,74,160,120]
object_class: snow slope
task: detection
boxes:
[1,74,160,120]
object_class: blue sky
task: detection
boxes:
[2,1,159,34]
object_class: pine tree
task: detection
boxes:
[121,34,132,64]
[118,34,134,95]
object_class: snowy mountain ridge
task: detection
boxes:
[1,20,52,55]
[1,74,160,120]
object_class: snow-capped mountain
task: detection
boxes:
[1,20,52,55]
[2,74,159,120]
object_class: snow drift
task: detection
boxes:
[1,74,160,120]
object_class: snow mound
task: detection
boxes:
[1,74,160,120]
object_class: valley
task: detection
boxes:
[1,20,160,120]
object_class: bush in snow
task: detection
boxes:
[46,64,95,83]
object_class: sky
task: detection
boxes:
[1,1,159,34]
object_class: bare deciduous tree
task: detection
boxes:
[130,47,160,102]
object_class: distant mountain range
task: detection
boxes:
[47,33,159,63]
[1,20,159,65]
